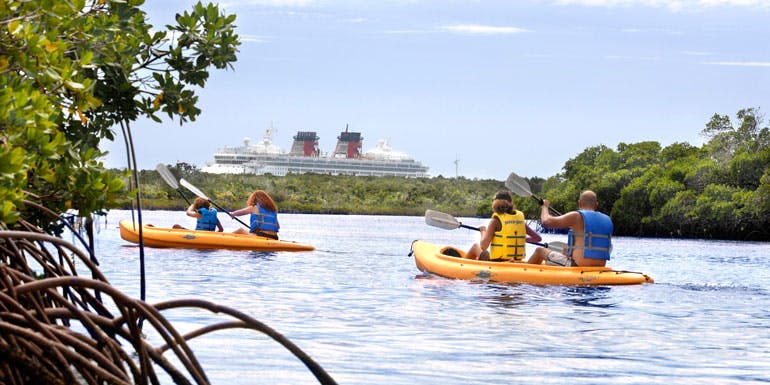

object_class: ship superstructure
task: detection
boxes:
[202,125,430,177]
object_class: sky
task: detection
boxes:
[101,0,770,180]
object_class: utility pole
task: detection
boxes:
[454,156,459,178]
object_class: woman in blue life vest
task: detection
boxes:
[230,189,280,239]
[173,197,224,232]
[528,190,613,267]
[465,190,542,262]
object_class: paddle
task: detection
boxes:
[156,163,192,205]
[425,209,480,231]
[505,172,563,216]
[179,178,250,229]
[424,209,566,251]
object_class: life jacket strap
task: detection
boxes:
[569,232,612,252]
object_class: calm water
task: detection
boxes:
[82,210,770,384]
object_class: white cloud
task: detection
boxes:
[697,0,770,6]
[706,61,770,67]
[223,0,320,6]
[682,50,713,56]
[553,0,770,10]
[606,54,662,61]
[621,27,683,35]
[440,24,529,35]
[386,24,529,35]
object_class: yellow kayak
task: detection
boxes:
[410,240,653,286]
[119,220,315,252]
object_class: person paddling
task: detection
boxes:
[465,190,542,261]
[528,190,613,267]
[173,197,224,232]
[230,190,280,240]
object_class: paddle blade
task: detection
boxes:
[505,172,533,198]
[424,209,461,230]
[179,178,210,200]
[156,163,179,189]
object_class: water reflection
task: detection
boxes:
[414,274,619,310]
[245,251,278,260]
[561,286,616,308]
[476,285,528,308]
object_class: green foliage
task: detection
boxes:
[540,107,770,241]
[129,167,508,218]
[1,1,238,231]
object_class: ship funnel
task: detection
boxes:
[289,131,320,157]
[334,125,362,159]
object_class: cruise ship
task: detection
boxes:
[201,126,430,177]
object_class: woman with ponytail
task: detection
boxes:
[465,190,541,262]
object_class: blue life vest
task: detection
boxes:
[567,210,613,260]
[195,207,219,231]
[249,203,279,233]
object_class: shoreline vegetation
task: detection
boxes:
[120,106,770,243]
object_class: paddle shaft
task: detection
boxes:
[530,195,562,217]
[209,200,250,229]
[505,172,563,216]
[460,222,558,249]
[424,209,564,251]
[175,189,192,206]
[155,164,193,205]
[178,178,251,229]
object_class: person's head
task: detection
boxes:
[577,190,598,210]
[192,197,210,210]
[492,190,516,214]
[248,190,278,212]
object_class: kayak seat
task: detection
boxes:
[441,247,463,258]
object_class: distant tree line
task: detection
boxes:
[120,107,770,241]
[124,167,507,217]
[520,107,770,241]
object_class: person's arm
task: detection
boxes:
[479,217,499,251]
[186,204,201,218]
[525,225,542,243]
[216,218,224,232]
[229,206,250,217]
[540,199,580,229]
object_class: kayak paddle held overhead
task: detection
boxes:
[505,172,562,216]
[155,163,191,205]
[179,178,249,229]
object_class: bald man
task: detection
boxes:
[528,190,613,267]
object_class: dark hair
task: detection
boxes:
[494,191,512,202]
[492,190,515,214]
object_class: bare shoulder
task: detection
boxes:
[487,216,502,231]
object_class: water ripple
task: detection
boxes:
[89,211,770,384]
